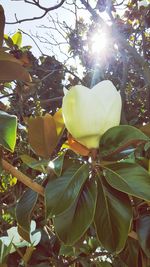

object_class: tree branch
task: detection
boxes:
[80,0,150,88]
[2,159,45,196]
[6,0,66,24]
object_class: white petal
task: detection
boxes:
[16,240,29,247]
[0,236,11,246]
[7,227,21,243]
[30,231,41,246]
[0,237,16,254]
[30,220,36,232]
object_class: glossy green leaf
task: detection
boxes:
[54,179,97,245]
[50,152,66,176]
[28,114,58,158]
[45,163,89,217]
[103,162,150,201]
[94,176,132,253]
[136,215,150,257]
[100,125,149,159]
[119,237,140,267]
[0,111,17,152]
[12,31,22,47]
[16,189,38,241]
[0,5,5,47]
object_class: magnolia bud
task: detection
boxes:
[62,80,122,149]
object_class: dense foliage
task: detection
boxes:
[0,0,150,266]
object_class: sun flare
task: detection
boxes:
[91,32,108,54]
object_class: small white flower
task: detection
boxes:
[0,220,41,254]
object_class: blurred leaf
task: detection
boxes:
[0,5,5,47]
[16,189,38,241]
[0,51,31,82]
[96,262,112,267]
[4,34,14,48]
[0,111,17,152]
[0,173,17,192]
[112,258,128,267]
[12,31,22,47]
[136,215,150,257]
[140,123,150,137]
[31,264,50,267]
[119,237,140,267]
[28,114,57,158]
[45,163,89,217]
[103,162,150,201]
[54,178,97,245]
[59,244,74,256]
[100,125,149,159]
[94,176,132,253]
[20,154,48,172]
[53,108,65,137]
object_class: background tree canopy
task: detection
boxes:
[0,0,150,266]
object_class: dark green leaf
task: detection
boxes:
[59,245,74,256]
[50,152,66,176]
[94,176,132,253]
[20,154,48,172]
[45,163,89,217]
[136,215,150,257]
[100,125,149,159]
[103,162,150,201]
[119,237,140,267]
[16,189,38,241]
[54,179,97,245]
[0,111,17,152]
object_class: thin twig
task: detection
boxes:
[6,0,66,24]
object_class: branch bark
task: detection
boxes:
[2,159,45,196]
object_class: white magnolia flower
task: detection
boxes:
[62,80,122,149]
[0,220,41,253]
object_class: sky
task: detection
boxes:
[1,0,90,59]
[0,0,130,77]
